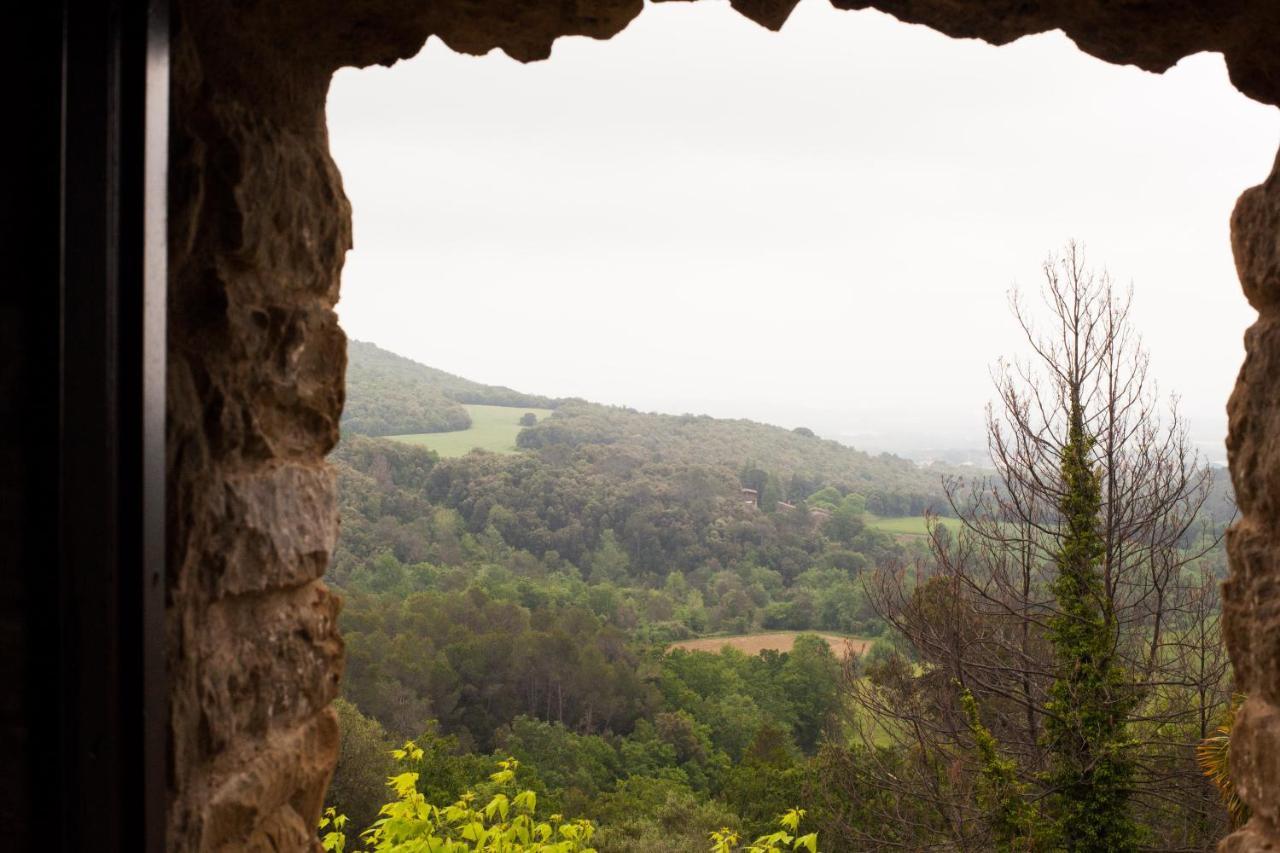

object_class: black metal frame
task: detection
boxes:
[4,1,168,849]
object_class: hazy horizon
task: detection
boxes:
[328,1,1278,463]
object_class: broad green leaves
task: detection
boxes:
[322,744,819,852]
[710,808,817,853]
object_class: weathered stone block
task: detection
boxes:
[201,706,339,851]
[205,464,338,599]
[1234,153,1280,311]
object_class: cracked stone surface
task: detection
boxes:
[166,0,1280,848]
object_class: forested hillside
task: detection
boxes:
[327,433,894,846]
[517,401,954,517]
[324,339,988,849]
[325,338,1236,851]
[325,399,927,847]
[341,339,561,436]
[331,431,911,638]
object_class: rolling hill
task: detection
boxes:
[341,340,560,437]
[339,340,962,518]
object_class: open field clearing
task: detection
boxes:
[865,513,963,537]
[389,404,555,456]
[669,631,870,659]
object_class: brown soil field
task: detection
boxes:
[669,631,870,659]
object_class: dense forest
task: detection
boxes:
[328,429,892,848]
[515,402,954,518]
[325,303,1237,851]
[326,350,956,848]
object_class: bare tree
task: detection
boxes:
[837,243,1229,851]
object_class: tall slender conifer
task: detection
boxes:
[1043,394,1138,851]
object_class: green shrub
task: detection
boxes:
[321,745,820,853]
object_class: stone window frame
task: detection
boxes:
[162,2,1280,849]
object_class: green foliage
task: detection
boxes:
[401,722,496,806]
[323,748,819,853]
[495,717,621,808]
[740,464,769,497]
[333,339,1233,851]
[821,497,866,546]
[959,688,1040,850]
[709,809,818,853]
[1043,402,1140,852]
[319,808,350,853]
[327,752,598,852]
[658,644,836,761]
[343,340,559,438]
[760,475,784,513]
[517,401,954,519]
[392,404,557,457]
[778,636,842,753]
[329,699,397,834]
[592,776,743,852]
[1197,694,1249,829]
[721,725,807,837]
[805,487,842,510]
[331,429,903,642]
[587,530,630,584]
[329,345,968,850]
[332,609,840,847]
[863,513,962,537]
[340,581,655,747]
[342,341,474,436]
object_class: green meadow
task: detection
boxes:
[387,404,555,457]
[865,513,964,537]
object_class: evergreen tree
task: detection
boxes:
[1042,395,1138,851]
[844,245,1224,850]
[760,474,784,513]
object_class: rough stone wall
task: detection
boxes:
[1223,148,1280,851]
[166,0,1280,850]
[167,4,349,848]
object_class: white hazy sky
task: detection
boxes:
[327,0,1278,460]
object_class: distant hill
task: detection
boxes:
[517,401,957,517]
[342,340,560,437]
[341,340,960,515]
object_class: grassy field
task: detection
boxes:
[669,631,870,659]
[388,404,555,457]
[865,513,963,537]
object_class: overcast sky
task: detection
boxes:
[327,0,1278,460]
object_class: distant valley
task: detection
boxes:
[325,339,1235,849]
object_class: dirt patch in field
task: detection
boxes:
[669,632,869,659]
